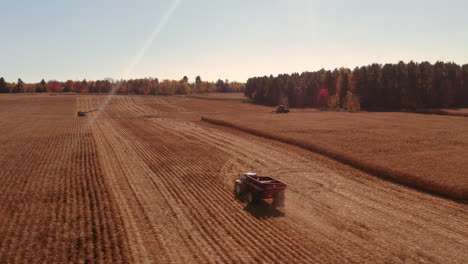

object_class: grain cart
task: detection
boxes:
[234,172,287,207]
[77,109,98,117]
[272,105,289,113]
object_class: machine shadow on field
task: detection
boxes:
[243,201,285,219]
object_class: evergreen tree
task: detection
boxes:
[432,61,445,107]
[461,64,468,106]
[36,79,47,93]
[13,78,24,93]
[419,61,433,107]
[195,75,202,93]
[403,61,422,109]
[245,61,468,110]
[0,77,7,93]
[381,64,397,108]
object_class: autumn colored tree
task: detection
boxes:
[160,80,177,95]
[63,80,74,93]
[227,82,245,93]
[46,81,62,93]
[177,82,191,94]
[246,61,468,110]
[96,80,111,93]
[343,91,360,111]
[10,61,468,110]
[88,81,97,93]
[205,81,217,93]
[150,78,160,95]
[332,68,350,108]
[317,89,329,109]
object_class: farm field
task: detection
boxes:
[169,95,468,200]
[0,94,467,263]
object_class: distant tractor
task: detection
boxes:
[234,172,287,207]
[273,105,289,113]
[77,109,98,117]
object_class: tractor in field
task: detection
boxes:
[272,105,289,113]
[234,172,286,207]
[77,109,98,117]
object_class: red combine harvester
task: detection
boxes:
[234,172,287,207]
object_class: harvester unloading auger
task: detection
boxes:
[77,109,98,117]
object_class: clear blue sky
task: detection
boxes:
[1,0,467,83]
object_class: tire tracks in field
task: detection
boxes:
[115,118,330,263]
[93,120,203,263]
[90,102,332,261]
[0,117,132,262]
[189,121,468,263]
[152,117,468,263]
[126,121,317,262]
[93,107,254,262]
[152,119,383,262]
[83,95,468,263]
[0,96,132,263]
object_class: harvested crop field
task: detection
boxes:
[0,94,467,263]
[177,97,468,200]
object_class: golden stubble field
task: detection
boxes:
[0,94,467,263]
[167,94,468,200]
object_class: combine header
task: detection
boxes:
[77,109,98,117]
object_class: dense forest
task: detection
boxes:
[0,76,245,95]
[245,61,468,110]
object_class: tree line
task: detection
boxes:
[0,76,245,95]
[245,61,468,110]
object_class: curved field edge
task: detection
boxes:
[181,95,247,101]
[413,109,468,117]
[201,117,467,201]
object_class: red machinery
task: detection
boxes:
[234,172,286,207]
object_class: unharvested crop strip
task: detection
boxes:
[201,117,467,201]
